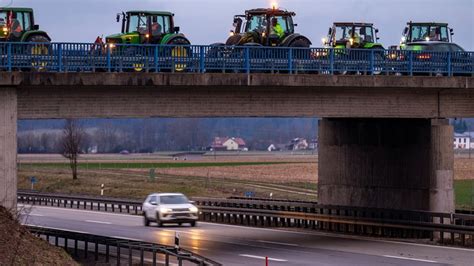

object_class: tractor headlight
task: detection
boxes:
[189,206,198,213]
[108,43,116,49]
[349,38,354,46]
[2,27,7,33]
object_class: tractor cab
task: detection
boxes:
[226,7,310,47]
[324,22,383,49]
[400,22,453,46]
[0,7,49,42]
[106,11,183,45]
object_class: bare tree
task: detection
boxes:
[61,119,84,180]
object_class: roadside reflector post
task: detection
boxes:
[266,256,269,266]
[175,231,180,250]
[101,184,104,196]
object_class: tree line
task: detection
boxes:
[18,118,318,153]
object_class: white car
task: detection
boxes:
[142,193,199,227]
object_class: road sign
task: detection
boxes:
[244,191,255,198]
[174,231,180,250]
[149,169,156,180]
[30,176,37,190]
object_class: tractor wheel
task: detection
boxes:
[371,47,385,75]
[289,38,311,48]
[225,35,242,46]
[167,37,191,72]
[27,35,50,71]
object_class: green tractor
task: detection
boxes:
[323,22,384,50]
[0,7,50,42]
[104,11,191,71]
[106,10,190,46]
[220,7,311,47]
[0,7,51,70]
[398,22,453,49]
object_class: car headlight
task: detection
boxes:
[161,208,173,213]
[189,206,198,213]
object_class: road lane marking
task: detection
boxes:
[240,254,288,262]
[28,214,44,217]
[383,255,438,263]
[257,240,299,247]
[85,220,112,225]
[111,236,143,242]
[18,204,139,218]
[20,205,474,253]
[24,224,89,234]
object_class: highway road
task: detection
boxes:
[19,204,474,266]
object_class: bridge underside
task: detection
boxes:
[318,118,454,212]
[1,73,472,211]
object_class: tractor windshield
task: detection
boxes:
[245,15,266,32]
[0,12,7,26]
[127,14,148,34]
[245,15,292,34]
[126,13,171,35]
[334,25,375,43]
[409,25,449,42]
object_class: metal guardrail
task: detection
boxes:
[1,42,472,75]
[27,225,221,266]
[18,191,474,247]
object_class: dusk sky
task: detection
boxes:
[2,0,473,50]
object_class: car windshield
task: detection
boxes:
[409,25,449,42]
[160,195,189,204]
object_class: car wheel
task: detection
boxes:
[143,213,150,227]
[156,213,163,227]
[190,221,197,227]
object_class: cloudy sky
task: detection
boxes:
[2,0,473,50]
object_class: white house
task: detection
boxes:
[454,132,472,149]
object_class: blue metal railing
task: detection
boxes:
[0,42,472,75]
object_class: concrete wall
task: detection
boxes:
[0,73,471,119]
[0,87,17,210]
[318,118,454,212]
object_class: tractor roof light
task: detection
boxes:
[271,2,278,10]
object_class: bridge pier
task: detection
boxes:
[0,87,17,210]
[318,118,454,213]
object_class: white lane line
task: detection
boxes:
[24,224,89,234]
[21,204,474,253]
[199,222,474,253]
[85,220,112,225]
[257,240,299,247]
[18,204,138,218]
[383,255,438,263]
[240,254,288,262]
[111,236,143,242]
[28,214,44,217]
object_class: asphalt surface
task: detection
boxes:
[19,204,474,266]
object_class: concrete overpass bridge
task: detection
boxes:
[1,72,473,213]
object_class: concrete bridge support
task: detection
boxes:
[318,118,454,213]
[0,87,17,210]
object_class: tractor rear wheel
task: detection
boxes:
[167,37,191,72]
[26,35,50,71]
